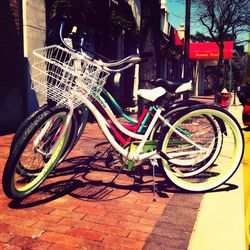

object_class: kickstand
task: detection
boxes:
[151,159,158,202]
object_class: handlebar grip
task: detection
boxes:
[127,56,141,63]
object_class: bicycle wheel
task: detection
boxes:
[150,104,223,177]
[10,104,50,152]
[149,100,202,140]
[2,106,72,199]
[162,112,223,175]
[11,103,88,164]
[158,104,244,192]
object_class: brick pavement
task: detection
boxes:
[0,106,209,249]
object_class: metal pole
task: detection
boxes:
[184,0,191,81]
[183,0,191,99]
[229,60,232,93]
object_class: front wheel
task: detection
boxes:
[2,106,72,199]
[158,105,244,192]
[10,104,50,152]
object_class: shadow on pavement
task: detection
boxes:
[8,154,173,209]
[8,154,239,209]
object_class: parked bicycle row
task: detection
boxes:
[2,17,244,200]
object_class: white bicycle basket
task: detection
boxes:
[31,45,110,108]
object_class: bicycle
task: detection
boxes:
[2,44,244,200]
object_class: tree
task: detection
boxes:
[50,0,96,20]
[190,31,213,42]
[192,0,250,100]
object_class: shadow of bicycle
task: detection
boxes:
[9,152,176,209]
[9,150,239,209]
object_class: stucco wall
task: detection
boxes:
[23,0,46,113]
[0,0,25,135]
[0,0,46,135]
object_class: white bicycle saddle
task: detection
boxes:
[137,87,166,102]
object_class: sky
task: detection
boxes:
[166,1,186,29]
[167,0,199,34]
[166,0,249,50]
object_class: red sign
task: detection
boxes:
[189,41,233,60]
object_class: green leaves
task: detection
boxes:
[50,0,96,20]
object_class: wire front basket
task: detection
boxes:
[31,45,110,108]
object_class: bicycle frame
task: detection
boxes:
[101,88,137,125]
[91,90,205,147]
[92,88,201,137]
[59,20,202,142]
[71,92,207,164]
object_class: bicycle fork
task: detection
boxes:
[33,106,74,159]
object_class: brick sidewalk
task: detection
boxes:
[0,122,202,249]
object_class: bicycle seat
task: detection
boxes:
[137,87,166,102]
[150,78,192,93]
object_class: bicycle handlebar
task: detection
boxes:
[59,16,147,73]
[60,16,110,60]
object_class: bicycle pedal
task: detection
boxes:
[105,157,120,167]
[109,159,120,166]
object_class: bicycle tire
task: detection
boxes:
[14,106,80,178]
[2,106,72,199]
[10,104,50,152]
[149,102,223,177]
[155,109,223,177]
[158,104,244,192]
[149,100,202,140]
[10,104,88,164]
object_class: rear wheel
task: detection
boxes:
[150,106,223,177]
[158,105,244,192]
[2,106,72,199]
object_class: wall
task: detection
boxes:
[0,0,25,135]
[0,0,46,135]
[23,0,46,114]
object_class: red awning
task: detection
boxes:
[174,30,184,46]
[189,41,233,60]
